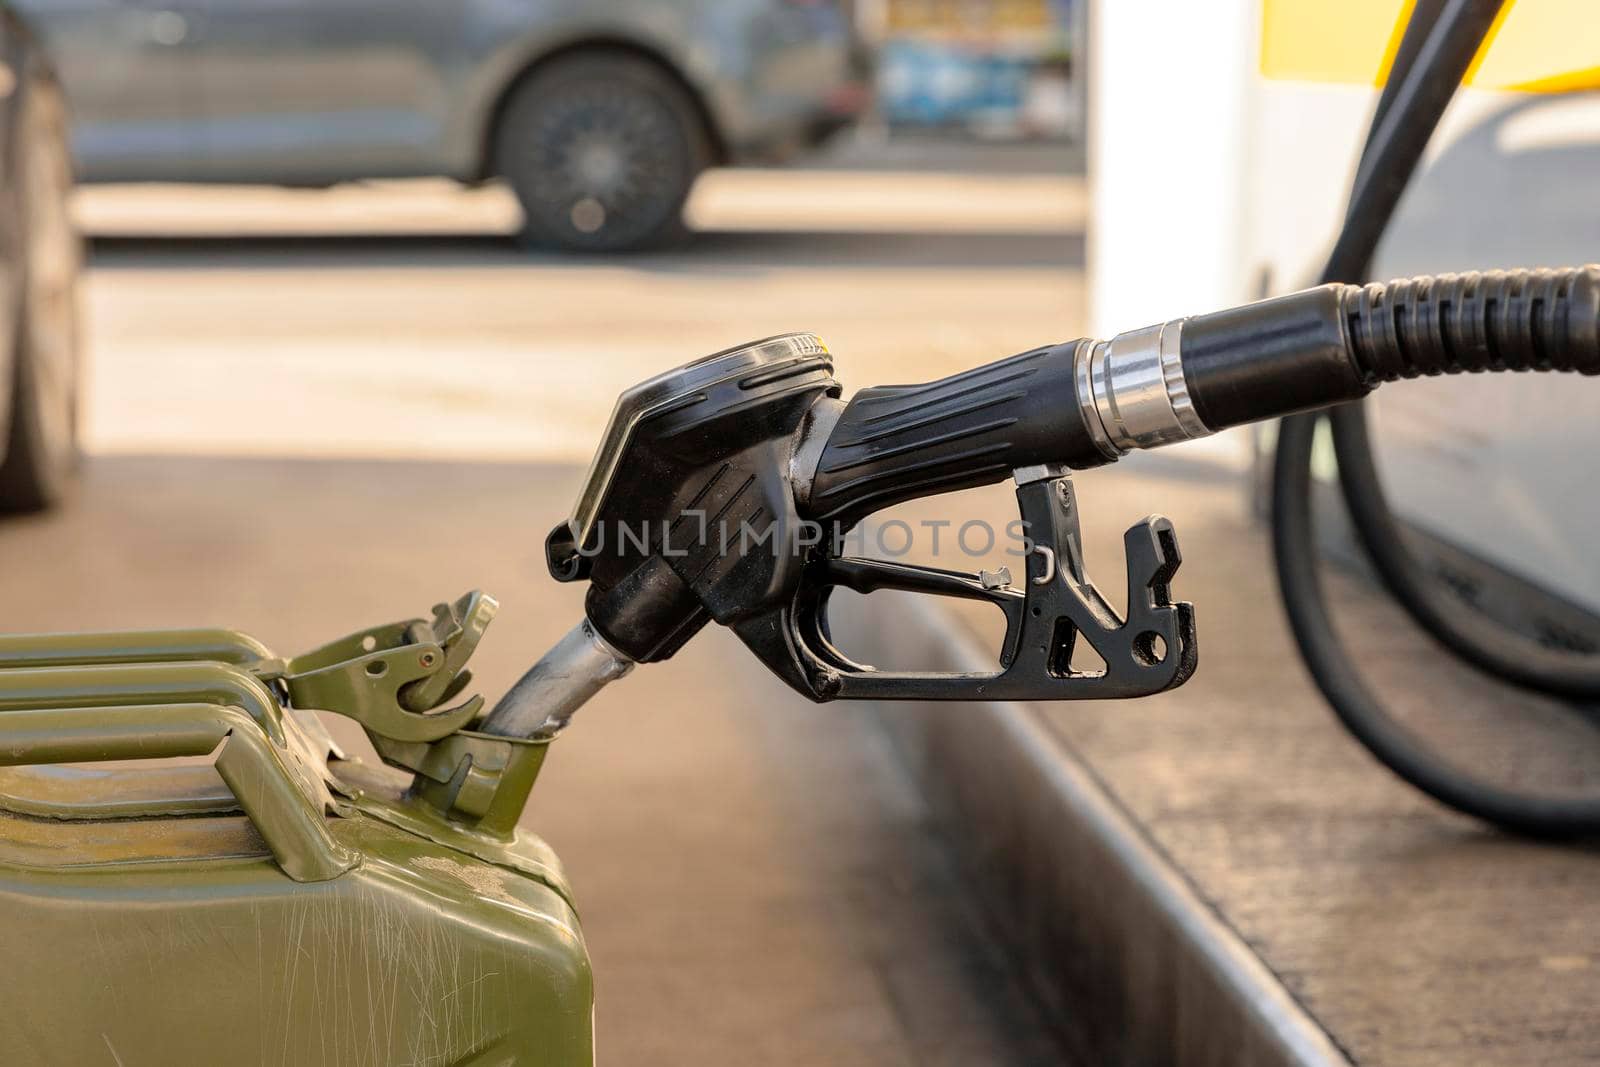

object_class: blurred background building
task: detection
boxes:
[862,0,1081,139]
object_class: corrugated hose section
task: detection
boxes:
[1339,266,1600,384]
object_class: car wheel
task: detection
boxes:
[0,73,80,512]
[494,53,712,253]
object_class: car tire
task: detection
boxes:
[494,53,713,253]
[0,72,80,513]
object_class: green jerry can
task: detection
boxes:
[0,591,594,1066]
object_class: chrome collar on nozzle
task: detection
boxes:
[1074,318,1214,459]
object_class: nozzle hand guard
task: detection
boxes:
[733,469,1196,702]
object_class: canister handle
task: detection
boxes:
[0,627,274,669]
[0,702,356,882]
[0,661,288,744]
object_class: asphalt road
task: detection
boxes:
[4,164,1093,1064]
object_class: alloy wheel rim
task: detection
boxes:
[523,82,686,243]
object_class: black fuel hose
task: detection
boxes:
[1274,417,1600,837]
[1332,402,1600,699]
[1271,0,1600,835]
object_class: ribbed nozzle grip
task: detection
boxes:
[804,341,1108,526]
[1340,265,1600,383]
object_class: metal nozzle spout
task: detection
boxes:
[479,618,634,740]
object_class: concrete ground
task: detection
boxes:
[4,157,1091,1064]
[874,455,1600,1066]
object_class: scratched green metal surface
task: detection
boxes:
[0,772,593,1066]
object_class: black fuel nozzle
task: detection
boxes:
[549,266,1600,705]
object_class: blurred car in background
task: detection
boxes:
[14,0,867,251]
[0,3,79,512]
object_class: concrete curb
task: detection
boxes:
[849,598,1351,1067]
